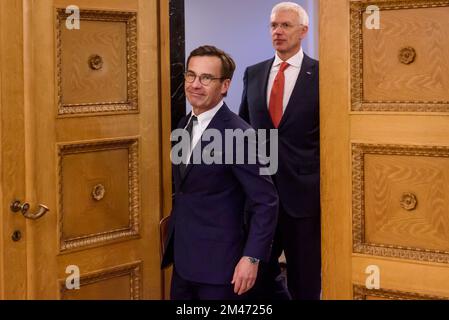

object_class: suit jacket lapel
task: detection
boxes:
[260,58,275,129]
[278,54,315,129]
[205,102,230,133]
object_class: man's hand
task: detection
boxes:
[231,256,259,295]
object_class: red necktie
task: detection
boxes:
[269,62,289,128]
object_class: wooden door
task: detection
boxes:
[321,0,449,299]
[0,0,171,299]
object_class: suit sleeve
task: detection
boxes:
[238,68,250,123]
[230,138,278,262]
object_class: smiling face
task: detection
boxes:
[185,56,230,115]
[271,9,308,61]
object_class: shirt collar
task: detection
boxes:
[273,47,304,69]
[191,100,223,127]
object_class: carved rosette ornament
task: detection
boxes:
[399,47,416,65]
[400,193,418,211]
[92,184,106,201]
[89,54,104,70]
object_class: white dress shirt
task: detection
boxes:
[266,48,304,112]
[186,100,223,163]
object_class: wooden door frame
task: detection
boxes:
[0,0,28,299]
[159,0,173,300]
[319,0,353,299]
[160,0,187,299]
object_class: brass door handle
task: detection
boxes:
[10,200,49,220]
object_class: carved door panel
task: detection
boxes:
[1,0,167,299]
[321,0,449,299]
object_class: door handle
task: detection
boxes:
[10,200,49,220]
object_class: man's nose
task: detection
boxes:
[272,27,284,35]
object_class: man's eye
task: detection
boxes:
[201,75,213,81]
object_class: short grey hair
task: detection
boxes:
[271,2,309,26]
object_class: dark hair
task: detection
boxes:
[186,45,236,81]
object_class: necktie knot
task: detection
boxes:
[189,115,198,124]
[185,115,198,133]
[279,61,289,73]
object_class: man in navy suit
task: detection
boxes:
[161,45,279,300]
[239,2,321,300]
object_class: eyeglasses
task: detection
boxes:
[184,71,224,86]
[270,22,300,31]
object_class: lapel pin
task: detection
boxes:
[306,71,312,75]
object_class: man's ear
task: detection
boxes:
[221,79,231,95]
[299,25,309,40]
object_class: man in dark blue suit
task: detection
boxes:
[162,45,279,300]
[239,2,321,300]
